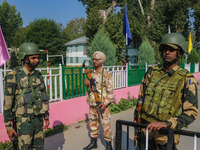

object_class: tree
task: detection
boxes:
[138,38,155,65]
[12,27,27,48]
[90,27,117,66]
[62,17,86,43]
[187,48,200,63]
[25,18,65,65]
[79,0,197,63]
[0,0,23,47]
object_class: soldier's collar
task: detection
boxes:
[93,68,104,74]
[160,64,179,75]
[22,66,35,76]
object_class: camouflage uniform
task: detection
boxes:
[4,66,49,150]
[87,68,113,141]
[134,64,198,149]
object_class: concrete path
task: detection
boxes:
[45,86,200,150]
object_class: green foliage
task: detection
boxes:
[62,17,86,43]
[178,54,187,64]
[90,27,117,66]
[0,0,23,47]
[85,6,103,45]
[0,140,12,150]
[110,97,137,114]
[25,18,65,64]
[138,38,155,65]
[105,13,124,62]
[7,50,21,69]
[12,27,27,48]
[44,123,68,137]
[187,48,200,63]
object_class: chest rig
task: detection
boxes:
[141,66,188,122]
[12,68,49,117]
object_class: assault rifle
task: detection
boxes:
[134,99,142,149]
[84,68,103,119]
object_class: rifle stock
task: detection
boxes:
[84,68,103,119]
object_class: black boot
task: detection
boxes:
[105,141,113,150]
[83,138,97,150]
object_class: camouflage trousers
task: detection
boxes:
[89,106,112,141]
[16,115,44,150]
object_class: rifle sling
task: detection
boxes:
[101,68,104,103]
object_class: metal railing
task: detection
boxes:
[0,65,62,113]
[116,120,200,150]
[62,64,128,99]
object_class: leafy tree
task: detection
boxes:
[105,13,124,62]
[0,0,23,47]
[85,6,103,44]
[12,27,27,47]
[138,38,155,65]
[193,0,200,45]
[62,17,86,43]
[79,0,197,63]
[187,48,200,63]
[25,19,65,64]
[178,54,187,64]
[90,27,117,66]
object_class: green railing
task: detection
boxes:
[62,64,93,99]
[128,64,146,86]
[178,63,185,69]
[190,63,195,73]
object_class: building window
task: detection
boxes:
[70,57,73,63]
[69,46,72,53]
[83,46,87,55]
[75,45,78,52]
[75,57,78,63]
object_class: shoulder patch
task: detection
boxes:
[186,73,193,77]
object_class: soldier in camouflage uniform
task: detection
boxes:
[83,51,113,150]
[134,33,198,150]
[3,43,49,150]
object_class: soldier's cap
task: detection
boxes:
[93,51,106,64]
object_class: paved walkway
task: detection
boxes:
[45,86,200,150]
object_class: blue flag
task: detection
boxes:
[123,4,132,46]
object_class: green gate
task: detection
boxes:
[128,64,146,86]
[62,64,93,99]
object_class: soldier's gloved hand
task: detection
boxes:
[7,129,17,141]
[146,121,167,131]
[100,103,106,112]
[84,79,90,87]
[43,119,50,129]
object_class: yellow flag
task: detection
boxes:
[188,33,192,53]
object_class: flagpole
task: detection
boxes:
[126,34,128,63]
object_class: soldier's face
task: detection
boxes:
[162,45,179,62]
[27,55,40,68]
[93,55,102,68]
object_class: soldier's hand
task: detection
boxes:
[100,103,106,112]
[84,79,90,87]
[43,119,50,129]
[7,129,17,141]
[146,121,167,131]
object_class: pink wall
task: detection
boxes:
[0,72,200,142]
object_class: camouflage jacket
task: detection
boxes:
[86,68,113,106]
[4,66,49,131]
[134,64,198,130]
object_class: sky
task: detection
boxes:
[0,0,87,27]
